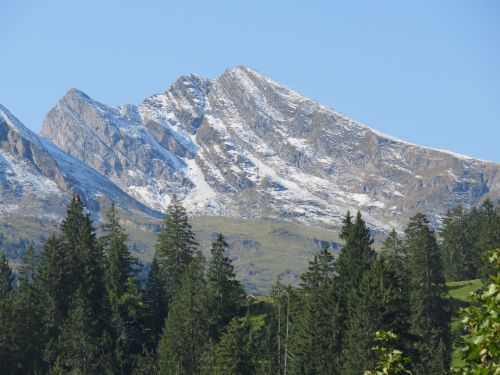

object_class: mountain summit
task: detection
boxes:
[0,66,498,233]
[38,66,500,230]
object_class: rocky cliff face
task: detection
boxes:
[38,66,500,231]
[0,104,157,220]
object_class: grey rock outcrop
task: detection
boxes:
[39,66,500,231]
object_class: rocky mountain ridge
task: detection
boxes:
[1,66,499,234]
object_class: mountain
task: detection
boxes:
[40,66,500,231]
[2,66,500,290]
[0,104,158,220]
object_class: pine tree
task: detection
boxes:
[335,210,376,371]
[0,252,18,374]
[212,317,253,375]
[158,252,209,375]
[478,199,500,278]
[142,257,168,351]
[441,206,478,281]
[381,229,408,277]
[336,211,376,297]
[56,289,112,374]
[291,245,338,375]
[341,256,411,374]
[100,203,142,374]
[75,201,112,359]
[37,198,111,369]
[405,214,450,374]
[16,245,44,374]
[36,235,71,367]
[155,195,198,302]
[207,233,245,342]
[59,195,88,293]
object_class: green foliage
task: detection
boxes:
[142,257,167,350]
[7,197,493,374]
[101,203,143,374]
[441,206,480,281]
[290,245,338,375]
[364,331,413,375]
[453,248,500,374]
[406,213,451,374]
[56,288,112,374]
[0,252,18,374]
[155,195,198,301]
[36,235,71,366]
[207,233,245,342]
[212,317,253,375]
[158,253,209,374]
[15,245,44,374]
[341,255,411,373]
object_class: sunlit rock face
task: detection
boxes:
[1,66,497,232]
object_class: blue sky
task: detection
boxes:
[1,0,499,162]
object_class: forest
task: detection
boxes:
[0,195,499,374]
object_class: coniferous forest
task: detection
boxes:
[0,195,499,374]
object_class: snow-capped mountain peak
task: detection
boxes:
[33,67,500,231]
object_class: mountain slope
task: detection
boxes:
[0,104,158,219]
[41,66,500,231]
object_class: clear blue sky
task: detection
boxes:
[1,0,499,162]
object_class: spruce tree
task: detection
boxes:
[269,279,296,375]
[441,206,478,281]
[291,245,338,375]
[36,235,71,367]
[478,199,500,278]
[142,257,168,351]
[56,289,112,374]
[75,201,111,360]
[341,256,411,374]
[212,317,253,375]
[207,233,244,342]
[100,203,142,374]
[59,195,88,293]
[335,210,376,370]
[0,252,18,374]
[155,195,198,302]
[16,245,44,374]
[336,211,376,297]
[405,213,450,374]
[158,252,209,375]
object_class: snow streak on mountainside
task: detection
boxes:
[0,104,157,220]
[38,66,500,231]
[1,66,498,233]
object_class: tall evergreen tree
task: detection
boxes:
[207,233,245,342]
[381,229,407,276]
[0,252,18,374]
[55,289,112,374]
[155,195,198,302]
[478,199,500,278]
[341,255,411,374]
[441,206,479,281]
[59,195,88,293]
[37,197,111,369]
[100,203,142,374]
[16,246,44,374]
[269,280,297,375]
[290,245,338,375]
[335,210,376,370]
[158,253,209,375]
[142,257,168,351]
[36,235,72,367]
[212,317,253,375]
[405,214,450,374]
[336,211,376,296]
